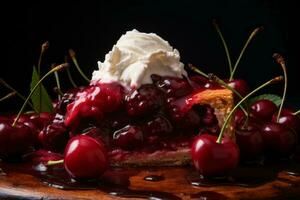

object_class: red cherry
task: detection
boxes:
[234,109,246,125]
[191,134,239,176]
[151,74,192,97]
[261,122,297,155]
[235,124,264,159]
[250,99,277,121]
[11,114,40,146]
[29,112,54,130]
[189,75,219,89]
[64,135,108,179]
[0,120,34,159]
[226,79,249,97]
[272,109,300,133]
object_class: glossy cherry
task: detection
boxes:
[272,109,300,134]
[226,79,249,97]
[191,134,239,177]
[39,123,69,153]
[29,112,54,130]
[234,109,246,125]
[12,114,40,147]
[151,74,192,97]
[64,135,108,179]
[235,123,264,159]
[0,120,34,159]
[261,122,297,155]
[250,99,277,121]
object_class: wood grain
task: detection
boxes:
[0,162,300,200]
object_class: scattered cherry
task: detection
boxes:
[250,99,277,121]
[191,134,239,177]
[272,109,300,134]
[30,112,54,130]
[235,124,264,159]
[226,79,249,97]
[0,120,34,159]
[261,122,297,156]
[63,135,108,179]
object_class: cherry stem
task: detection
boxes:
[12,63,68,127]
[188,64,248,116]
[273,53,288,122]
[38,41,49,75]
[64,55,78,88]
[54,87,64,96]
[188,64,209,78]
[229,27,263,81]
[69,49,90,82]
[293,109,300,116]
[52,64,62,101]
[67,68,78,88]
[0,92,17,102]
[217,76,283,143]
[213,20,233,76]
[0,79,35,111]
[37,41,49,113]
[47,159,64,166]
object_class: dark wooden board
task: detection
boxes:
[0,162,300,200]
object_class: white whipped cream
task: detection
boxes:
[92,29,187,88]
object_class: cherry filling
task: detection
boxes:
[61,75,220,156]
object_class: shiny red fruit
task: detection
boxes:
[250,99,277,121]
[226,79,249,97]
[272,109,300,134]
[64,135,108,179]
[0,121,34,159]
[191,134,239,177]
[261,122,297,155]
[30,112,54,130]
[236,124,264,159]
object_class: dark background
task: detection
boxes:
[0,0,298,112]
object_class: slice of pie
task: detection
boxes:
[59,30,234,167]
[62,79,234,167]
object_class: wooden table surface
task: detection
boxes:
[1,160,300,200]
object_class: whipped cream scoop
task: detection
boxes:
[92,29,187,88]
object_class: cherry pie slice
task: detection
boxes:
[60,75,234,167]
